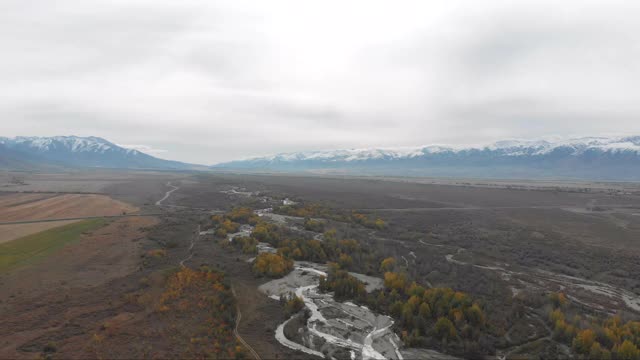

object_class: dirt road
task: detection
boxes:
[232,286,262,360]
[156,182,179,206]
[179,225,200,268]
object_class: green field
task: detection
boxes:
[0,218,107,273]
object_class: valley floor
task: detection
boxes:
[1,170,639,359]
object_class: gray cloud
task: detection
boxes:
[1,0,639,164]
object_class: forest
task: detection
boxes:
[318,259,493,357]
[274,203,387,230]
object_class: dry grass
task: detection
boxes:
[0,193,138,221]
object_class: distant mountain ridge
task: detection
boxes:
[213,136,640,180]
[0,136,198,170]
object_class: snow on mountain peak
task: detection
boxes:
[234,136,640,164]
[4,135,125,154]
[0,135,201,170]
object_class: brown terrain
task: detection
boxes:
[0,177,160,359]
[0,216,158,359]
[188,234,302,359]
[0,171,298,359]
[0,193,138,222]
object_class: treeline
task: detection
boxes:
[273,203,331,218]
[274,204,386,230]
[372,257,491,356]
[239,211,380,276]
[278,235,364,268]
[250,227,376,278]
[156,267,243,358]
[213,207,383,278]
[548,293,640,360]
[315,257,493,357]
[273,231,381,276]
[380,275,489,354]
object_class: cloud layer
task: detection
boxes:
[1,0,639,164]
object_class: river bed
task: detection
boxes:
[260,262,403,359]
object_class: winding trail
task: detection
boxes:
[0,181,176,226]
[156,180,203,269]
[154,182,216,211]
[156,182,179,206]
[179,225,200,268]
[231,286,262,360]
[174,224,260,357]
[155,181,261,358]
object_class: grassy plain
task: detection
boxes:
[0,218,106,272]
[0,220,79,244]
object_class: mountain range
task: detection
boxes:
[0,136,198,170]
[213,136,640,180]
[2,135,640,180]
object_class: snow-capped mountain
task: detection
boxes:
[213,136,640,180]
[0,136,197,170]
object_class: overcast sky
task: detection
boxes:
[1,0,639,164]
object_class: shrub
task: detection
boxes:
[147,249,167,258]
[380,257,396,272]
